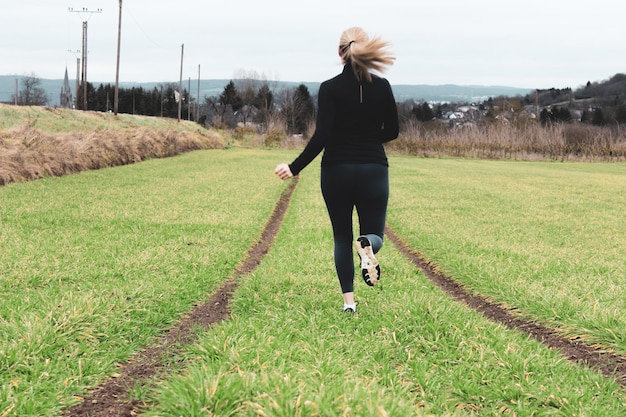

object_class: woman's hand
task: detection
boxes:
[274,163,294,180]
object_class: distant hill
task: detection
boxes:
[0,75,532,106]
[391,84,532,103]
[518,73,626,108]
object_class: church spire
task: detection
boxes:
[60,67,73,108]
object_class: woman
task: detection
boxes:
[275,27,399,313]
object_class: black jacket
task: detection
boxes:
[289,65,399,176]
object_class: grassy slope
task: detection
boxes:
[0,104,225,186]
[0,104,205,133]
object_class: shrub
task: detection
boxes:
[263,129,285,148]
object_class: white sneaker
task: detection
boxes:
[355,236,380,286]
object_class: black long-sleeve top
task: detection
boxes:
[288,65,399,176]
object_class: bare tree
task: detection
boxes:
[204,96,236,128]
[12,73,49,106]
[233,70,262,126]
[233,70,279,127]
[233,69,260,105]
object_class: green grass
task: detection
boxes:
[0,148,286,416]
[0,103,204,133]
[1,150,625,416]
[141,160,625,416]
[388,157,626,355]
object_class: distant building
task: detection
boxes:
[60,67,73,108]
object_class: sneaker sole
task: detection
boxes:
[356,237,380,286]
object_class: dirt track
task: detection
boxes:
[64,177,625,416]
[63,178,298,416]
[385,226,626,388]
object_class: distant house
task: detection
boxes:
[444,105,482,127]
[60,67,73,108]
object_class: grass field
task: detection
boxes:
[388,157,626,357]
[1,148,625,416]
[0,149,285,415]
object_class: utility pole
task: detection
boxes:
[68,50,81,110]
[178,43,184,122]
[14,79,18,105]
[69,7,102,110]
[197,64,201,121]
[114,0,123,115]
[75,57,80,109]
[80,20,88,110]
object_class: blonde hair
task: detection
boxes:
[339,27,395,83]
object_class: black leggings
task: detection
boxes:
[321,163,389,293]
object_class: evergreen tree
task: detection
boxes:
[592,108,605,126]
[540,108,552,125]
[160,84,182,119]
[413,102,434,122]
[554,107,572,123]
[254,83,274,126]
[219,81,243,112]
[435,104,443,119]
[254,83,273,112]
[294,84,315,134]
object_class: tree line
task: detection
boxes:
[521,73,626,126]
[11,72,626,134]
[92,79,316,136]
[8,73,318,136]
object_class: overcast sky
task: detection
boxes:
[1,0,624,90]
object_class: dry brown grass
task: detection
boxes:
[386,120,626,162]
[0,105,224,186]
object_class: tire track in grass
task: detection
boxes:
[64,177,299,417]
[385,224,626,388]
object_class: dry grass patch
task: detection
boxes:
[0,105,225,185]
[387,120,626,162]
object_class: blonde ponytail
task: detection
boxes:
[339,27,395,82]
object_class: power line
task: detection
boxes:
[123,4,165,49]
